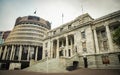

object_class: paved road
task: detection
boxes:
[0,69,120,75]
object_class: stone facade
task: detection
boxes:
[42,10,120,70]
[0,10,120,71]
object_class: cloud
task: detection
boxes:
[0,0,120,31]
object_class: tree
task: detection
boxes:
[112,26,120,47]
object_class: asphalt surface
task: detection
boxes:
[0,69,120,75]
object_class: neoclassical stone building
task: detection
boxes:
[0,10,120,72]
[42,10,120,70]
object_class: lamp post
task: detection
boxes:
[83,54,88,68]
[45,50,48,73]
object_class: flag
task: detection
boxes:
[34,11,36,14]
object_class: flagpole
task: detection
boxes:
[81,4,84,14]
[34,10,37,15]
[46,50,48,73]
[81,1,84,14]
[47,55,48,73]
[62,13,64,24]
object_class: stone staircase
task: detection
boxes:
[23,58,68,73]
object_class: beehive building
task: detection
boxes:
[0,16,51,69]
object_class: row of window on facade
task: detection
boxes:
[16,21,50,29]
[13,28,44,34]
[9,32,44,38]
[0,46,39,60]
[52,24,74,35]
[7,37,43,41]
[16,25,46,31]
[13,33,44,37]
[52,24,118,39]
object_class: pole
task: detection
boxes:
[47,56,48,73]
[46,50,48,73]
[81,4,84,14]
[62,13,64,24]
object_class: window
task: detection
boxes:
[68,38,71,45]
[102,56,110,64]
[103,41,108,50]
[68,25,72,29]
[21,46,28,60]
[81,31,86,38]
[59,41,62,47]
[53,31,56,35]
[6,47,11,60]
[118,55,120,63]
[101,30,106,38]
[59,50,63,56]
[30,47,35,59]
[63,40,66,46]
[68,49,71,57]
[60,28,63,32]
[14,46,20,60]
[82,42,87,52]
[113,26,119,30]
[28,16,40,21]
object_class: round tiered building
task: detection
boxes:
[0,16,51,70]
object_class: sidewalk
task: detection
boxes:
[0,69,120,75]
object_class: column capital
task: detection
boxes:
[104,22,109,26]
[92,26,96,30]
[64,35,68,37]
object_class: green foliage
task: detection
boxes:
[113,26,120,46]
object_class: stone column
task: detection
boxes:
[50,41,53,58]
[66,36,68,57]
[56,39,59,58]
[2,46,7,60]
[71,36,74,56]
[18,45,22,61]
[105,23,114,52]
[0,47,2,58]
[63,49,65,57]
[10,45,14,60]
[70,37,73,56]
[93,28,100,53]
[35,46,38,61]
[42,47,45,59]
[11,46,15,60]
[27,46,30,61]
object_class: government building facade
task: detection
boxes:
[0,10,120,72]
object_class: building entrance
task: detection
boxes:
[83,57,88,68]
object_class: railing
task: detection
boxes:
[60,53,80,67]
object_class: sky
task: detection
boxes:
[0,0,120,31]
